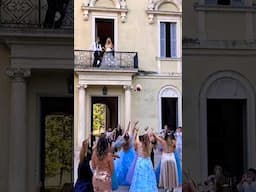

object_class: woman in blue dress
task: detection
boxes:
[114,121,136,186]
[129,132,158,192]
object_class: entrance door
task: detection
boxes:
[207,99,246,179]
[95,18,114,47]
[40,97,74,192]
[91,96,118,142]
[161,97,178,131]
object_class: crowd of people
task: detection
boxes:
[74,121,182,192]
[182,165,256,192]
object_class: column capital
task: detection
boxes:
[77,84,87,89]
[6,68,30,82]
[123,85,132,91]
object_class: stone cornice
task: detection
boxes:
[81,4,128,22]
[194,3,256,12]
[183,39,256,50]
[0,28,73,39]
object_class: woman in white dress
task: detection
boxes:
[153,131,179,191]
[100,37,117,68]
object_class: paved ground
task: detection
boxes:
[114,186,181,192]
[113,186,166,192]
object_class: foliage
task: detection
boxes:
[93,104,106,136]
[45,114,73,185]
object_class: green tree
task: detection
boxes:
[45,114,73,186]
[93,104,105,135]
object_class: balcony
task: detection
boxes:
[0,0,73,31]
[74,50,138,72]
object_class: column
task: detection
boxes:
[74,84,87,183]
[123,85,132,132]
[6,68,30,192]
[78,84,87,146]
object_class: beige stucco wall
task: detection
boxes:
[206,12,247,40]
[0,46,11,192]
[132,76,182,131]
[75,0,182,72]
[74,0,182,138]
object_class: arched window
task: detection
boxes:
[158,86,182,132]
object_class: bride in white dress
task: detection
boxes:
[100,37,117,68]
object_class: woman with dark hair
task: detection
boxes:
[74,138,93,192]
[91,135,114,192]
[129,132,158,192]
[114,121,136,186]
[153,131,182,192]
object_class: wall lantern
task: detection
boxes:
[102,86,107,95]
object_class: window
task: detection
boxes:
[205,0,243,5]
[160,22,177,58]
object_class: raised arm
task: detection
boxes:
[106,128,116,139]
[122,121,131,137]
[132,121,139,136]
[153,132,166,145]
[91,150,97,170]
[79,137,90,165]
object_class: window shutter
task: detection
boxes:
[160,22,166,58]
[170,23,177,58]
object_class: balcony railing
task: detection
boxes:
[74,50,138,70]
[0,0,73,29]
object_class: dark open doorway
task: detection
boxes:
[161,97,178,131]
[207,99,246,180]
[40,97,74,192]
[95,18,114,47]
[91,96,118,143]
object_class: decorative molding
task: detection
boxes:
[6,68,30,81]
[77,84,88,89]
[146,0,182,24]
[183,39,256,49]
[123,85,132,90]
[81,0,128,22]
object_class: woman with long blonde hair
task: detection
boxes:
[129,130,158,192]
[100,37,117,68]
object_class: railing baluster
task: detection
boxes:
[74,50,138,70]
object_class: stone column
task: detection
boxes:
[78,84,87,146]
[74,84,87,183]
[124,85,132,132]
[6,68,30,192]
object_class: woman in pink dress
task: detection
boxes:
[91,135,114,192]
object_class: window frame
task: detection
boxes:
[158,18,181,60]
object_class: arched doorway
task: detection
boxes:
[199,71,256,181]
[91,96,118,141]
